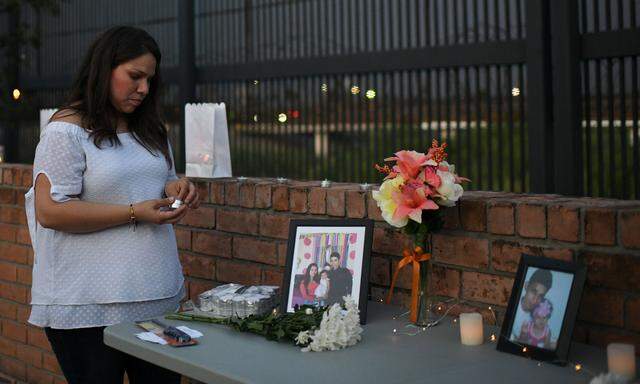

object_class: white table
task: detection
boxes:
[104,302,611,384]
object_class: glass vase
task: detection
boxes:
[414,257,435,327]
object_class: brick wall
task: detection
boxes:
[1,163,639,382]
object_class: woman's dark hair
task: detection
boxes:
[54,26,172,169]
[302,263,320,285]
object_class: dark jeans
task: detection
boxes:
[45,326,182,384]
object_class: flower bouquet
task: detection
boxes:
[372,140,469,325]
[166,296,363,353]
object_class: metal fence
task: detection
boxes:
[3,0,640,199]
[579,0,640,199]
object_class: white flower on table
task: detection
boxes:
[589,373,631,384]
[295,330,310,345]
[296,296,363,352]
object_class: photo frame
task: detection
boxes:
[497,254,586,364]
[281,219,373,324]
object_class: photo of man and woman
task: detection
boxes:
[285,227,366,312]
[509,267,574,351]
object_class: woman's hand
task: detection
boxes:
[165,178,201,209]
[134,197,188,225]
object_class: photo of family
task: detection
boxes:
[285,227,366,313]
[509,266,574,351]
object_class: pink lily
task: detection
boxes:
[385,150,429,180]
[423,166,441,188]
[391,183,439,223]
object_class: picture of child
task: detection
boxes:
[509,266,573,351]
[518,299,556,350]
[285,226,367,313]
[314,270,330,307]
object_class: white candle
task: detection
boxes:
[459,312,483,346]
[607,343,636,380]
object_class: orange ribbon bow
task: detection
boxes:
[385,246,431,323]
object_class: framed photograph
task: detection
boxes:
[497,254,586,364]
[281,219,373,324]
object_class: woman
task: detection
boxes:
[299,263,320,305]
[24,26,199,383]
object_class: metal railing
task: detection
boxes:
[3,0,640,199]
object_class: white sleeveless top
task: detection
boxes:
[25,122,185,328]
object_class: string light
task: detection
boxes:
[321,83,328,93]
[512,87,520,96]
[365,89,376,99]
[253,114,259,122]
[253,79,259,85]
[390,299,459,336]
[350,85,360,95]
[277,113,287,123]
[12,89,21,100]
[377,297,596,379]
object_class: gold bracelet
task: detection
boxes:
[129,203,137,232]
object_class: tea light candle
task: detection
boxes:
[607,343,636,379]
[459,312,483,346]
[321,179,331,188]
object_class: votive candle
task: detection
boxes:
[459,312,483,346]
[607,343,636,380]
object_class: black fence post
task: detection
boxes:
[178,0,195,174]
[2,6,21,163]
[526,0,554,193]
[244,0,253,63]
[549,0,583,196]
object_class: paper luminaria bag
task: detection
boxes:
[185,102,233,178]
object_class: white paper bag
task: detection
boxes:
[185,103,233,178]
[40,108,57,138]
